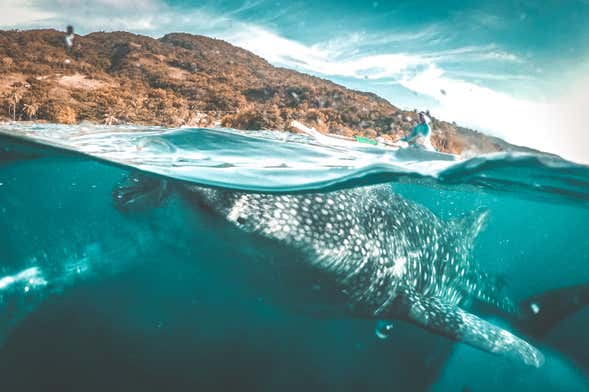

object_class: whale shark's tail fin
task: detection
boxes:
[517,283,589,338]
[391,290,544,367]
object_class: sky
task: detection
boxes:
[1,0,588,163]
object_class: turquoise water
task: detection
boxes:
[0,124,588,391]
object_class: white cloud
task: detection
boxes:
[0,0,56,26]
[416,44,524,64]
[447,71,534,82]
[54,0,160,11]
[0,0,238,36]
[227,26,424,79]
[399,65,588,163]
[310,25,448,56]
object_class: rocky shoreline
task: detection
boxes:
[1,29,529,155]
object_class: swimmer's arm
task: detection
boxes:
[401,127,419,142]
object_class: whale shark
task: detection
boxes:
[114,176,548,367]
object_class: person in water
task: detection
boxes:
[399,111,435,151]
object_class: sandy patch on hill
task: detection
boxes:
[57,73,109,90]
[167,66,189,80]
[0,73,27,90]
[137,57,189,80]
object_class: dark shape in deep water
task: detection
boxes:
[517,284,589,338]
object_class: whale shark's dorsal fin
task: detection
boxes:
[392,290,544,367]
[450,207,489,250]
[449,209,518,313]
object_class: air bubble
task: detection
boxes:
[375,320,394,339]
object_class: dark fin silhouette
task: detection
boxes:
[112,174,170,212]
[390,290,544,367]
[518,283,589,338]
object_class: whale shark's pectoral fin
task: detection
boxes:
[394,293,545,367]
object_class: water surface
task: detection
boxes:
[0,124,588,391]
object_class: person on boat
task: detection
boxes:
[399,111,435,151]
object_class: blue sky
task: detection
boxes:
[1,0,588,162]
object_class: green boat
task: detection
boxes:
[353,135,378,145]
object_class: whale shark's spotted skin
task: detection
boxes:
[193,186,484,311]
[179,183,544,367]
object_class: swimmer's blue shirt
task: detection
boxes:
[407,123,431,140]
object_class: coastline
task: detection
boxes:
[1,29,525,155]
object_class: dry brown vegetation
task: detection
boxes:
[0,29,525,154]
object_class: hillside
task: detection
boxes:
[0,29,522,154]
